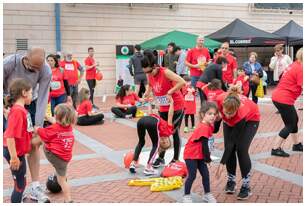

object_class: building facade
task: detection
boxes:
[3,3,303,95]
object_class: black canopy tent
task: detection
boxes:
[273,20,303,45]
[206,18,285,47]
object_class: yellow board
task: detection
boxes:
[46,103,52,118]
[255,79,264,98]
[128,176,183,192]
[136,109,145,118]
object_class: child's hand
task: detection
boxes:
[244,76,249,81]
[66,96,73,107]
[34,126,40,134]
[10,156,21,171]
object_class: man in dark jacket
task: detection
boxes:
[128,44,146,97]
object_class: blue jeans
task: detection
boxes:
[184,159,210,194]
[3,147,27,203]
[191,76,200,88]
[51,94,67,116]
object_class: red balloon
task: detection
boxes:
[123,151,136,168]
[95,72,103,81]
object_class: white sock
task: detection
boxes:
[31,181,40,188]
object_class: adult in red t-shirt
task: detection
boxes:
[271,48,303,157]
[111,84,140,118]
[185,36,211,89]
[77,88,104,126]
[215,86,260,200]
[142,49,185,165]
[84,47,100,109]
[60,52,84,109]
[215,42,238,87]
[129,99,174,175]
[47,54,67,116]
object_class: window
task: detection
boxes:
[16,39,28,51]
[254,3,302,10]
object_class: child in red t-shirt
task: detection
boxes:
[111,84,142,118]
[233,68,249,96]
[129,97,174,176]
[182,76,196,133]
[3,78,33,203]
[76,88,104,125]
[35,104,76,203]
[202,79,224,103]
[183,101,218,203]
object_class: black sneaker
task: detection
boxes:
[237,186,252,200]
[292,143,303,151]
[224,181,236,194]
[152,157,165,168]
[271,148,290,157]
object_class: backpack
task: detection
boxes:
[161,161,188,178]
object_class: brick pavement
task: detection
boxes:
[3,89,303,203]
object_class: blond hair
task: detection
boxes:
[274,44,284,52]
[223,85,241,115]
[78,88,90,104]
[296,48,303,63]
[249,52,258,59]
[54,103,76,126]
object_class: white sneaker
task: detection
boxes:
[203,193,217,203]
[29,184,50,203]
[143,168,159,176]
[182,195,193,203]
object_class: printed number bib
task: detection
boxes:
[50,81,61,90]
[65,63,74,71]
[184,93,195,101]
[26,113,34,132]
[208,137,215,152]
[156,95,170,106]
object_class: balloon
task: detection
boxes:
[96,72,103,81]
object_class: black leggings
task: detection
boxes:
[273,101,299,139]
[184,114,195,127]
[184,159,210,195]
[77,114,104,126]
[3,147,27,203]
[158,109,184,161]
[223,121,259,178]
[86,79,96,104]
[198,88,207,106]
[248,82,258,104]
[133,116,159,166]
[111,106,137,118]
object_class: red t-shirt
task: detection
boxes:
[150,114,173,137]
[148,67,184,112]
[216,93,260,126]
[61,60,81,85]
[50,67,66,98]
[203,87,224,103]
[84,56,96,80]
[38,123,74,162]
[182,84,196,115]
[215,53,237,84]
[4,105,32,156]
[272,61,303,105]
[233,74,249,96]
[77,100,92,115]
[186,47,211,77]
[183,122,213,160]
[116,92,139,106]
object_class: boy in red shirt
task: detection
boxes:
[3,79,33,203]
[233,68,249,96]
[182,76,196,133]
[35,104,76,203]
[183,102,218,203]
